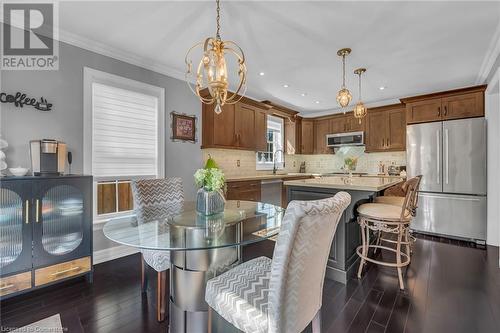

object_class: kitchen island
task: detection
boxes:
[283,176,403,283]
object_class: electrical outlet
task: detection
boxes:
[237,159,240,167]
[293,161,296,167]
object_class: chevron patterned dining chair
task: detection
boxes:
[131,177,184,322]
[205,191,351,333]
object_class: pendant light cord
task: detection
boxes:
[216,0,221,40]
[342,55,346,88]
[358,72,362,101]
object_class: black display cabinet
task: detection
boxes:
[0,175,93,299]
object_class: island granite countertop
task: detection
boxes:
[283,176,403,192]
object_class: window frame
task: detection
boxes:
[83,67,165,223]
[256,115,285,171]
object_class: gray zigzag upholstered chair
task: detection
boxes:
[131,177,184,322]
[205,192,351,333]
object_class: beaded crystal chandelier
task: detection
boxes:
[185,0,247,114]
[353,68,367,123]
[336,48,352,110]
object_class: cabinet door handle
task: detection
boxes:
[0,284,15,291]
[444,106,448,116]
[36,199,40,223]
[51,266,82,277]
[25,200,29,224]
[387,138,390,147]
[438,106,441,116]
[382,139,385,147]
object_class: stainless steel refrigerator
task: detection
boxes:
[407,118,486,243]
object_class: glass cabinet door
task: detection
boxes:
[0,181,32,275]
[33,177,92,267]
[41,184,84,255]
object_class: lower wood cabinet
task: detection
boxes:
[0,272,31,297]
[226,180,261,201]
[0,175,93,299]
[35,257,91,287]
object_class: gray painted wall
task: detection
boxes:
[1,40,202,199]
[1,41,203,254]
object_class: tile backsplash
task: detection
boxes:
[202,147,406,177]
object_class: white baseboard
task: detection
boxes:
[93,245,139,265]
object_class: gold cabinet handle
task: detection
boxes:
[0,284,15,291]
[36,199,40,223]
[51,266,81,277]
[25,200,29,224]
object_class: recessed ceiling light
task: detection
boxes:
[301,93,307,97]
[314,101,320,104]
[259,72,265,76]
[283,84,289,88]
[379,86,386,90]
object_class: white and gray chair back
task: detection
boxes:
[268,192,351,333]
[131,177,184,272]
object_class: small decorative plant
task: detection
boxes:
[194,155,226,215]
[344,157,358,171]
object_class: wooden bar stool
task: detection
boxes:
[356,177,420,290]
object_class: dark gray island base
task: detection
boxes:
[284,176,403,283]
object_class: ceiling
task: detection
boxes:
[58,1,500,115]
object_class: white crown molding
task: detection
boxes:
[476,21,500,84]
[57,28,187,82]
[301,98,401,118]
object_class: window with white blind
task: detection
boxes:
[83,68,165,221]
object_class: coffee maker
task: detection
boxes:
[30,139,66,176]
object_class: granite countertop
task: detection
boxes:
[225,173,320,182]
[283,176,403,192]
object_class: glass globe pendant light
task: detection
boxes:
[353,68,367,124]
[185,0,247,114]
[336,48,352,110]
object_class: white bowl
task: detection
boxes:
[9,167,29,176]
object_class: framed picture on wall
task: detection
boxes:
[170,111,197,143]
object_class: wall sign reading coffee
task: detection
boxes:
[0,92,53,111]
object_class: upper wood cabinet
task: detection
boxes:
[202,99,270,151]
[314,119,330,154]
[255,108,268,152]
[301,119,314,154]
[365,104,406,153]
[402,85,485,124]
[327,112,365,134]
[284,117,297,154]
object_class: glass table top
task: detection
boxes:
[103,200,285,251]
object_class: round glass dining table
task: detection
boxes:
[103,200,285,333]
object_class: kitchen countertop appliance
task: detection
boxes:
[30,139,67,176]
[407,118,486,243]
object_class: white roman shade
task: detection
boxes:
[91,83,159,178]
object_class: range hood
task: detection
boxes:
[326,131,364,147]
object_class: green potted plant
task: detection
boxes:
[194,155,226,215]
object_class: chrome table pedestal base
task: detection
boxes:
[169,246,239,333]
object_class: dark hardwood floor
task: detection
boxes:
[1,236,500,333]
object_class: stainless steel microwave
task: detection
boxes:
[326,131,364,147]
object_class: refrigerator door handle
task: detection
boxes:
[444,128,449,185]
[436,130,440,185]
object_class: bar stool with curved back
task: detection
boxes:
[205,192,352,333]
[356,176,421,290]
[131,177,184,322]
[373,176,422,251]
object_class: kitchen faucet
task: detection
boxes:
[273,149,285,175]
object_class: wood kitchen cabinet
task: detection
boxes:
[226,180,261,201]
[365,104,406,152]
[402,85,485,124]
[329,115,346,134]
[284,117,298,154]
[327,112,365,134]
[301,119,314,154]
[314,119,331,154]
[202,98,270,150]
